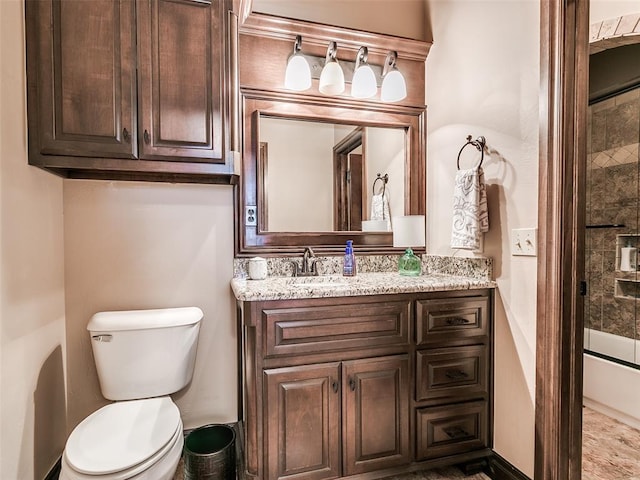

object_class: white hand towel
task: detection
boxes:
[451,167,489,250]
[370,192,392,231]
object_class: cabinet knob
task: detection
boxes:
[332,380,339,393]
[143,129,150,144]
[349,378,356,392]
[122,127,130,143]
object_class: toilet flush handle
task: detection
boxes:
[92,334,113,342]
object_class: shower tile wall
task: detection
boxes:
[586,88,640,341]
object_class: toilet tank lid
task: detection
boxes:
[87,307,203,332]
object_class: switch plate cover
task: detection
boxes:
[511,228,537,256]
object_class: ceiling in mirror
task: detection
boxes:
[259,116,405,233]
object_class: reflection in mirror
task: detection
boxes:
[258,116,405,233]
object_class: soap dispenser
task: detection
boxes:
[343,240,356,276]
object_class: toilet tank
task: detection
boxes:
[87,307,203,401]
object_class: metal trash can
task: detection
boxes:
[184,424,236,480]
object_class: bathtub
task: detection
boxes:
[583,328,640,429]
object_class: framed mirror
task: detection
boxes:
[236,12,430,256]
[239,93,426,255]
[258,116,406,233]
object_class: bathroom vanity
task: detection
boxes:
[232,272,495,480]
[230,10,495,479]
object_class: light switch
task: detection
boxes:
[511,228,537,256]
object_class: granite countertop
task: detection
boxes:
[231,272,496,302]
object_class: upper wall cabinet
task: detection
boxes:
[25,0,240,184]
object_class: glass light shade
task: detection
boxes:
[392,215,425,248]
[351,64,377,99]
[284,54,311,91]
[381,69,407,102]
[319,60,345,95]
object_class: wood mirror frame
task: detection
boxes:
[237,13,431,256]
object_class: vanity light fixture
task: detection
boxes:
[319,41,345,95]
[284,35,312,91]
[381,51,407,102]
[351,47,377,99]
[282,38,407,102]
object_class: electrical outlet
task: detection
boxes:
[245,206,257,227]
[511,228,537,256]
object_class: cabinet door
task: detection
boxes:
[137,0,224,162]
[30,0,136,158]
[342,355,410,475]
[264,363,341,480]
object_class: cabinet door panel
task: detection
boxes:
[416,345,488,402]
[263,301,410,357]
[415,401,488,460]
[264,364,341,480]
[137,0,223,161]
[416,296,489,345]
[35,0,136,157]
[343,355,410,475]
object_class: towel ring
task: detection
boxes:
[373,173,388,196]
[457,135,486,170]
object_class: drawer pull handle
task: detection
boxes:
[443,426,470,439]
[445,369,469,380]
[332,380,339,393]
[446,317,470,326]
[122,127,130,143]
[143,129,150,144]
[349,378,356,392]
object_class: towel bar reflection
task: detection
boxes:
[372,173,388,195]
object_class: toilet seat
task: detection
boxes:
[64,397,181,478]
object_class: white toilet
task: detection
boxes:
[60,306,203,480]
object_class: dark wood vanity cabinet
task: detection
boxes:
[25,0,237,184]
[263,356,409,480]
[239,289,493,480]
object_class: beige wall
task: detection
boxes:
[425,1,539,476]
[260,119,335,231]
[253,0,430,41]
[2,0,542,477]
[0,1,67,479]
[63,180,237,431]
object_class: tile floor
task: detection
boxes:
[582,406,640,480]
[174,407,640,480]
[173,463,489,480]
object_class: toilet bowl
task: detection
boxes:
[60,397,183,480]
[59,307,203,480]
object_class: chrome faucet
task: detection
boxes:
[291,247,319,276]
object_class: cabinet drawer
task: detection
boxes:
[263,301,410,357]
[415,401,488,460]
[416,345,488,402]
[416,296,489,345]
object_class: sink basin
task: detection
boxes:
[287,276,347,288]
